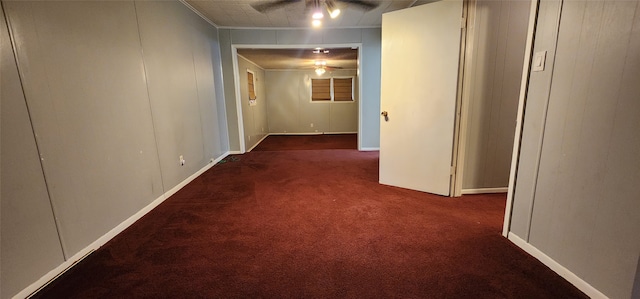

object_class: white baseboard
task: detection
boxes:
[15,152,230,299]
[270,132,323,135]
[268,132,357,136]
[507,233,608,299]
[228,150,243,155]
[359,147,380,151]
[246,134,270,152]
[462,187,508,194]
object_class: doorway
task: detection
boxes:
[231,45,363,153]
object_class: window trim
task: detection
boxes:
[331,76,354,102]
[310,77,332,101]
[247,69,257,106]
[310,76,355,103]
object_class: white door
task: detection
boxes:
[379,0,463,196]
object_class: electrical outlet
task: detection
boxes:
[310,123,314,128]
[179,155,185,166]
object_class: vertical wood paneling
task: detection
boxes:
[265,69,358,134]
[219,27,380,151]
[191,16,225,160]
[509,0,564,238]
[515,0,640,297]
[1,4,65,297]
[238,56,268,150]
[462,0,530,189]
[136,1,207,189]
[2,1,228,296]
[4,1,164,256]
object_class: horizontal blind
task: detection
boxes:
[311,79,331,101]
[248,72,256,100]
[333,78,353,101]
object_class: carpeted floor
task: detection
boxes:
[33,135,587,298]
[252,134,357,151]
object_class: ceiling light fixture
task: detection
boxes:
[325,0,341,18]
[315,67,326,75]
[312,19,322,27]
[312,11,324,19]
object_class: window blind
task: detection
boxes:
[311,79,331,101]
[248,72,256,100]
[333,78,353,101]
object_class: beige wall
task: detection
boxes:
[0,1,227,297]
[1,5,66,298]
[238,56,269,150]
[219,28,381,151]
[461,0,531,190]
[265,69,358,134]
[509,1,640,298]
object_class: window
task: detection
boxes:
[247,70,257,106]
[311,77,354,102]
[311,78,331,101]
[333,78,353,101]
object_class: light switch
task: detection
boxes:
[532,50,547,72]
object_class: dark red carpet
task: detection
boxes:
[33,136,587,298]
[252,134,357,151]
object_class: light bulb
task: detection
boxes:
[329,8,340,18]
[312,19,322,27]
[326,1,341,19]
[315,67,326,75]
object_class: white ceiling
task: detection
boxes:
[186,0,435,70]
[186,0,435,28]
[237,47,358,70]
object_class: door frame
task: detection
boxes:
[231,43,363,153]
[450,0,472,197]
[502,0,540,236]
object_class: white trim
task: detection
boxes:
[178,0,219,28]
[246,68,257,106]
[218,25,381,30]
[231,43,363,153]
[507,233,609,299]
[360,147,379,151]
[310,77,332,102]
[233,43,362,50]
[268,132,357,136]
[324,131,358,134]
[267,68,358,72]
[270,132,323,136]
[356,46,363,151]
[462,187,508,194]
[237,54,265,71]
[503,0,540,237]
[453,0,476,197]
[309,75,356,103]
[246,134,270,152]
[13,152,230,299]
[231,46,247,153]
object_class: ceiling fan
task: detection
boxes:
[251,0,380,15]
[305,60,343,75]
